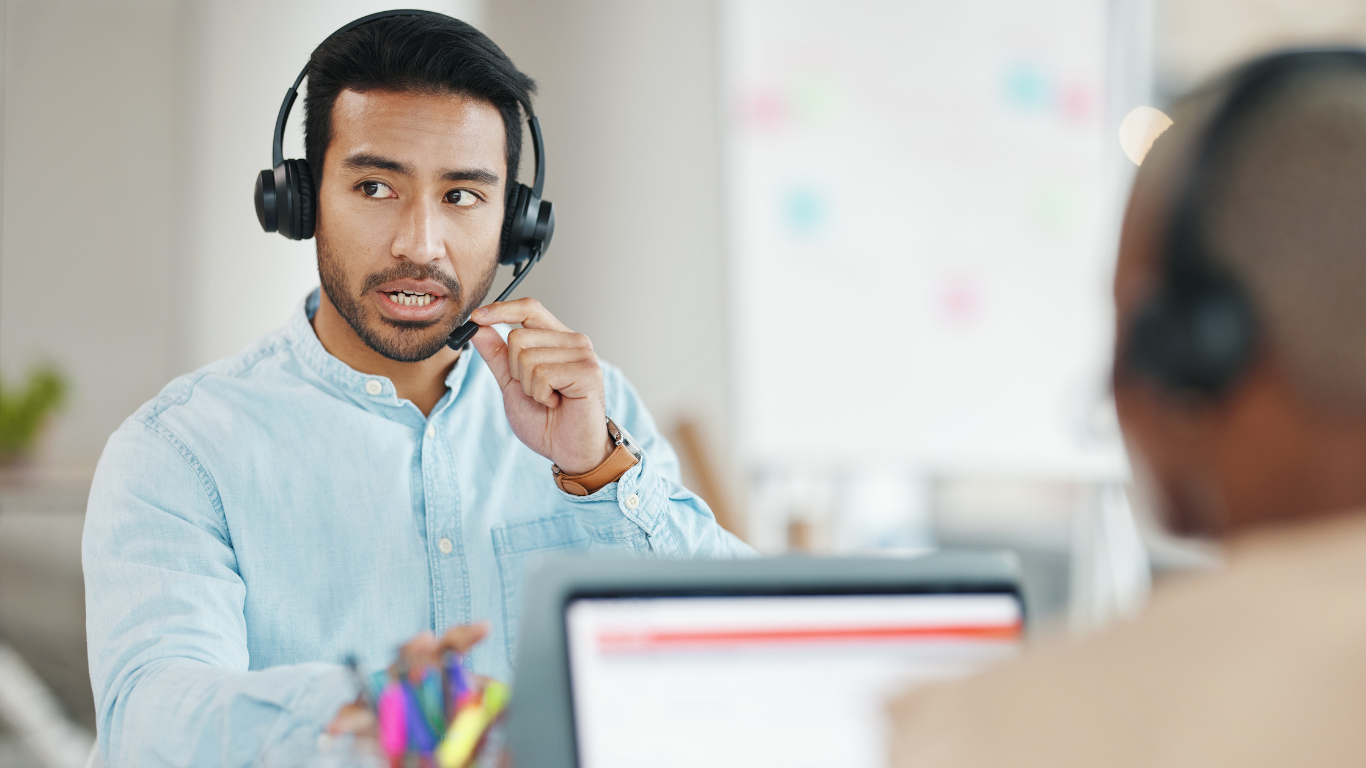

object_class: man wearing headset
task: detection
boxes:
[82,11,750,765]
[888,51,1366,766]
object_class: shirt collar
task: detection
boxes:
[286,288,475,417]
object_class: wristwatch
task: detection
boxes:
[552,418,643,496]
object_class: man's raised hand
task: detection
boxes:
[468,298,613,475]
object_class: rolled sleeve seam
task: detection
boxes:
[134,416,230,542]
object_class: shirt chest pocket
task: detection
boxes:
[492,513,591,668]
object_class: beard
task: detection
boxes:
[316,233,498,362]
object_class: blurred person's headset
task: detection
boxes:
[253,8,555,350]
[1122,49,1366,397]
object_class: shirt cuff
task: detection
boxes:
[554,448,673,545]
[264,664,357,759]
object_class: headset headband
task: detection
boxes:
[273,10,436,168]
[271,8,544,199]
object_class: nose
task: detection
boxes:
[391,196,445,266]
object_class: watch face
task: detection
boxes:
[614,421,644,460]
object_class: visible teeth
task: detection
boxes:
[388,291,434,307]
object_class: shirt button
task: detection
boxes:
[364,380,383,396]
[438,537,453,554]
[625,493,640,510]
[425,425,436,439]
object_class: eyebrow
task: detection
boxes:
[441,168,501,185]
[342,153,501,186]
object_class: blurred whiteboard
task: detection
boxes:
[722,0,1135,478]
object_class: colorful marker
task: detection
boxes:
[376,681,408,759]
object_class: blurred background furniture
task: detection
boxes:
[0,472,94,768]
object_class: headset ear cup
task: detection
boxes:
[499,184,530,264]
[1186,288,1256,391]
[291,160,316,240]
[255,169,278,233]
[1122,287,1256,397]
[1123,299,1178,386]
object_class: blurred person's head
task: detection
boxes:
[302,14,535,362]
[1114,51,1366,539]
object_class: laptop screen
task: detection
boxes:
[565,592,1023,768]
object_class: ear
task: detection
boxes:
[1114,377,1226,536]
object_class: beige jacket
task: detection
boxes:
[889,512,1366,767]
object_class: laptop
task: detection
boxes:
[505,552,1025,768]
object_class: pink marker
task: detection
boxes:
[377,681,408,758]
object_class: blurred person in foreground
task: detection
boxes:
[82,12,749,767]
[890,49,1366,767]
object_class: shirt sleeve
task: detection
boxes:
[83,415,356,767]
[555,364,756,558]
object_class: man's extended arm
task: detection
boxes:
[83,416,353,767]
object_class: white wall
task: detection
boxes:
[2,0,180,469]
[487,0,736,492]
[1159,0,1366,94]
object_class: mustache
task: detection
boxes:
[358,262,462,298]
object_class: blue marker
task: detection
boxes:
[402,679,438,755]
[445,652,470,707]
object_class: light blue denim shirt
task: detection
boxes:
[83,289,752,767]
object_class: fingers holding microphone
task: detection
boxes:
[467,298,612,475]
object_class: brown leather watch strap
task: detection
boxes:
[553,419,642,496]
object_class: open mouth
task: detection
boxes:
[385,289,437,307]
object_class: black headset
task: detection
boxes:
[1122,49,1366,397]
[254,8,555,350]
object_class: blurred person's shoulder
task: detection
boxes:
[888,512,1366,768]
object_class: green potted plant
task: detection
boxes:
[0,364,67,468]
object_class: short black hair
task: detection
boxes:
[303,13,536,193]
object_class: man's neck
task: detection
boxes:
[312,290,459,417]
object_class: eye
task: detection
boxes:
[445,189,480,207]
[360,180,395,198]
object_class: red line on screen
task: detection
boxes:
[596,622,1022,651]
